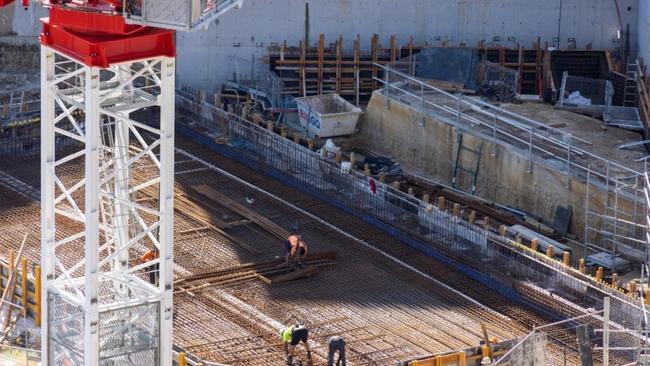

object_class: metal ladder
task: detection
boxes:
[452,133,483,195]
[624,62,639,107]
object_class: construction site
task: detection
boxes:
[0,1,650,365]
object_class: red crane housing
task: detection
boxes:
[1,0,176,67]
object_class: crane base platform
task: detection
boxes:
[41,8,175,67]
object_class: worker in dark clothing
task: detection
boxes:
[285,232,308,268]
[281,324,312,366]
[140,248,159,285]
[327,336,346,366]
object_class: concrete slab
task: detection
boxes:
[502,102,647,173]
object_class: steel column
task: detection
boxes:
[83,64,101,366]
[40,45,56,366]
[158,56,176,366]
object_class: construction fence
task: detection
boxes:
[177,88,649,364]
[558,72,614,108]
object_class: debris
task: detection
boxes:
[552,206,572,236]
[478,82,517,103]
[360,155,402,177]
[563,91,592,106]
[318,139,341,158]
[340,161,352,173]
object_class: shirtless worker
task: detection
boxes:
[285,231,308,268]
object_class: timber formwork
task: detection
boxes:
[269,36,611,104]
[269,34,422,105]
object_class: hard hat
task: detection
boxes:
[481,356,492,365]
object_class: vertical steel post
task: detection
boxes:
[584,165,591,259]
[566,134,572,188]
[40,45,56,366]
[84,65,101,366]
[492,111,497,156]
[159,56,176,366]
[528,128,533,173]
[613,180,620,272]
[114,68,131,298]
[420,82,425,126]
[603,296,610,366]
[456,93,461,123]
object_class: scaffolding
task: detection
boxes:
[584,165,648,269]
[223,56,288,110]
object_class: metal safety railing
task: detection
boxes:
[123,0,244,32]
[223,56,287,110]
[0,90,40,129]
[645,173,650,261]
[557,72,614,109]
[374,63,641,182]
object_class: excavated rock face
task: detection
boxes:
[0,40,39,71]
[0,38,39,93]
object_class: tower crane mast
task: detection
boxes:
[0,1,244,365]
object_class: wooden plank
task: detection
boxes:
[354,34,361,106]
[223,219,252,228]
[371,34,379,91]
[266,267,320,284]
[1,233,29,334]
[317,34,325,95]
[390,35,397,63]
[416,79,471,94]
[191,184,291,240]
[336,35,342,95]
[300,40,306,97]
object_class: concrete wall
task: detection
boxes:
[1,1,47,36]
[1,1,641,88]
[0,3,15,35]
[177,0,639,91]
[0,38,39,71]
[357,91,636,242]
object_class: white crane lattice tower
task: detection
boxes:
[37,1,244,365]
[41,47,176,365]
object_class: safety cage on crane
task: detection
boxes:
[123,0,244,31]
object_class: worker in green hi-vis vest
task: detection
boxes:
[280,324,312,366]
